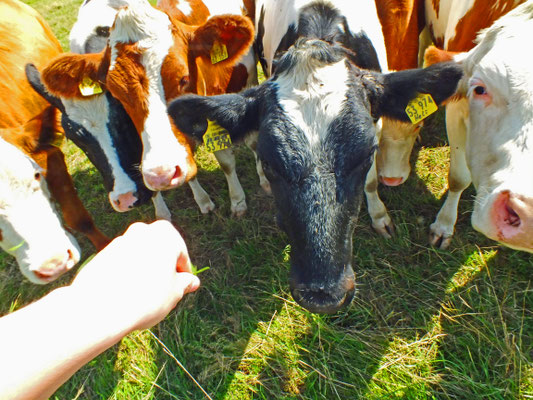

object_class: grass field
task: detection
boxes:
[1,1,532,399]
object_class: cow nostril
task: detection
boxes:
[504,203,521,227]
[172,166,182,180]
[67,249,74,261]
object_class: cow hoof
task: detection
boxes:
[372,218,395,239]
[199,200,216,214]
[155,209,172,221]
[429,225,453,249]
[260,179,272,195]
[231,202,247,218]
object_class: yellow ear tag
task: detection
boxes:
[210,41,229,64]
[79,76,103,97]
[405,93,438,124]
[203,120,232,153]
[50,131,65,148]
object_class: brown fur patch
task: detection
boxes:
[42,52,107,99]
[106,43,150,134]
[375,0,424,70]
[158,0,210,25]
[447,0,525,51]
[190,14,254,67]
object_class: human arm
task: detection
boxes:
[0,220,200,400]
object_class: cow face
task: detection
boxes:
[169,39,463,313]
[441,5,533,252]
[26,64,154,212]
[40,0,253,192]
[0,137,80,284]
[376,118,423,187]
[69,0,117,54]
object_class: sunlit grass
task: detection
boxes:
[2,2,532,399]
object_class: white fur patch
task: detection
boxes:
[109,0,190,176]
[69,0,120,53]
[61,96,138,201]
[257,0,388,75]
[277,59,349,146]
[0,137,80,284]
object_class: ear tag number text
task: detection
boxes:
[210,41,229,64]
[203,120,232,153]
[405,93,438,124]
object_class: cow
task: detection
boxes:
[35,0,260,218]
[168,0,463,313]
[0,0,110,284]
[371,0,526,246]
[424,0,533,253]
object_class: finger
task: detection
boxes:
[174,273,200,298]
[176,252,192,273]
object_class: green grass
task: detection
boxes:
[2,1,532,399]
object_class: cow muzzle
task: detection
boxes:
[290,267,356,314]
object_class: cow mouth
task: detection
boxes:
[291,286,356,314]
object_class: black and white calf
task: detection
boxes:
[169,28,462,312]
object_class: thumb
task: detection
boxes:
[174,272,201,299]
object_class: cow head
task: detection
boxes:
[169,39,463,313]
[37,0,253,192]
[425,2,533,253]
[0,136,80,284]
[26,63,154,212]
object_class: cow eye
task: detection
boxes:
[96,26,110,37]
[474,86,486,96]
[261,160,278,179]
[34,172,41,181]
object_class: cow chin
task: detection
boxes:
[289,262,356,314]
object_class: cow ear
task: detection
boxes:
[167,88,260,143]
[41,51,108,99]
[190,15,254,67]
[25,64,65,112]
[371,61,464,122]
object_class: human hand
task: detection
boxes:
[70,220,200,332]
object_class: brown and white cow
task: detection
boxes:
[372,0,526,241]
[0,0,109,284]
[43,0,257,218]
[425,0,533,252]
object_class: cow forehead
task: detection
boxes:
[109,2,174,71]
[276,58,351,147]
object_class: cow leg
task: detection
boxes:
[365,153,394,238]
[152,192,171,221]
[213,148,247,217]
[43,147,110,250]
[430,100,471,249]
[187,177,215,214]
[244,131,271,194]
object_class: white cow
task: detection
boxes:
[0,137,81,284]
[426,0,533,252]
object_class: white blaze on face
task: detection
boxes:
[0,138,80,284]
[257,0,388,75]
[458,3,533,251]
[277,58,349,147]
[109,1,191,190]
[61,95,138,210]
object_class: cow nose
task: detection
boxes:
[379,176,404,186]
[143,165,185,191]
[32,249,76,283]
[491,190,533,240]
[290,273,356,314]
[111,192,138,212]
